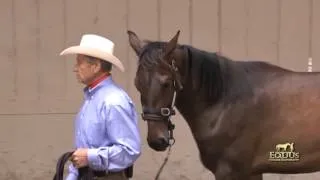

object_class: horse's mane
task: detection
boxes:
[138,41,290,104]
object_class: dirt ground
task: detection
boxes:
[1,112,320,180]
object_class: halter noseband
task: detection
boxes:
[141,59,183,145]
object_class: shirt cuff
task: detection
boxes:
[66,163,78,180]
[87,148,104,170]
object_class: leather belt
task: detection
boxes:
[92,170,107,177]
[79,165,133,178]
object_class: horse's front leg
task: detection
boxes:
[214,160,252,180]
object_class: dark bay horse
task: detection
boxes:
[127,30,320,180]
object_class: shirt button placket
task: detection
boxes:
[79,100,89,137]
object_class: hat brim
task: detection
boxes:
[59,46,125,72]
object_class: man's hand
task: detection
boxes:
[71,148,89,168]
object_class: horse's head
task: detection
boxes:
[128,30,183,151]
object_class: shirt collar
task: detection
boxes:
[83,74,113,96]
[88,73,110,89]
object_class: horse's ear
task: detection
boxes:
[164,30,180,60]
[127,30,143,56]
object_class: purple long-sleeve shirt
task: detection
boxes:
[66,76,141,180]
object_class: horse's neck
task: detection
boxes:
[173,47,223,124]
[174,48,209,122]
[173,49,254,132]
[174,76,222,130]
[175,90,203,123]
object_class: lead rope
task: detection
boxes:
[154,121,175,180]
[154,77,177,180]
[154,144,173,180]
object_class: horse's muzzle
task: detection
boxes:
[148,137,169,151]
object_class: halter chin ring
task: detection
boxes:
[160,108,175,116]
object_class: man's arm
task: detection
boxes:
[87,102,141,171]
[66,163,78,180]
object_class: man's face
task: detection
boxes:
[73,54,98,85]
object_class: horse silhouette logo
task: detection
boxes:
[269,142,299,161]
[275,142,294,152]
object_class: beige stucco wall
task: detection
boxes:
[1,0,320,179]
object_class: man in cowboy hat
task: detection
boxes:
[59,34,141,180]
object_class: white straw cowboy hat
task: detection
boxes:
[60,34,125,72]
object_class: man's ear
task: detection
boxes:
[91,59,101,73]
